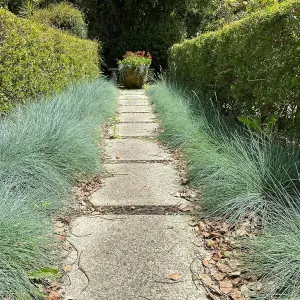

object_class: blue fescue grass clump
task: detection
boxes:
[0,79,118,298]
[0,79,118,211]
[147,81,300,299]
[148,81,300,223]
[245,204,300,299]
[0,185,52,299]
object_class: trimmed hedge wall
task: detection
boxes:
[0,9,100,113]
[31,3,88,38]
[169,0,300,134]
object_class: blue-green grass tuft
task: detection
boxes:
[0,78,118,298]
[148,81,300,299]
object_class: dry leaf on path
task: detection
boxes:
[167,272,182,281]
[178,204,194,212]
[202,258,210,267]
[63,265,72,272]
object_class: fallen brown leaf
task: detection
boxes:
[202,258,210,267]
[216,262,232,273]
[45,291,60,300]
[219,280,233,294]
[197,221,207,232]
[209,232,221,238]
[178,204,193,212]
[211,271,225,281]
[227,260,239,271]
[230,270,241,276]
[207,239,217,249]
[198,273,221,294]
[232,277,242,286]
[230,288,245,300]
[212,252,222,262]
[167,272,182,281]
[63,265,72,272]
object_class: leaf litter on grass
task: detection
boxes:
[193,218,264,300]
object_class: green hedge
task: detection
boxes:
[31,3,88,38]
[169,0,300,135]
[0,9,99,113]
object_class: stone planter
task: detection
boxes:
[119,67,148,89]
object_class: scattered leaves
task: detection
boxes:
[193,218,260,299]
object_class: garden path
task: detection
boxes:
[64,90,207,300]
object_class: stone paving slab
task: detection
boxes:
[117,123,158,137]
[105,139,172,162]
[118,112,156,123]
[90,163,184,206]
[65,215,207,300]
[119,91,148,99]
[106,123,158,137]
[118,96,149,101]
[120,90,146,95]
[118,105,153,113]
[119,100,149,106]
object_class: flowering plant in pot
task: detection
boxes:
[117,51,152,89]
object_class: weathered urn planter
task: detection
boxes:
[120,68,147,89]
[118,51,152,89]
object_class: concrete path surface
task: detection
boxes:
[65,90,207,300]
